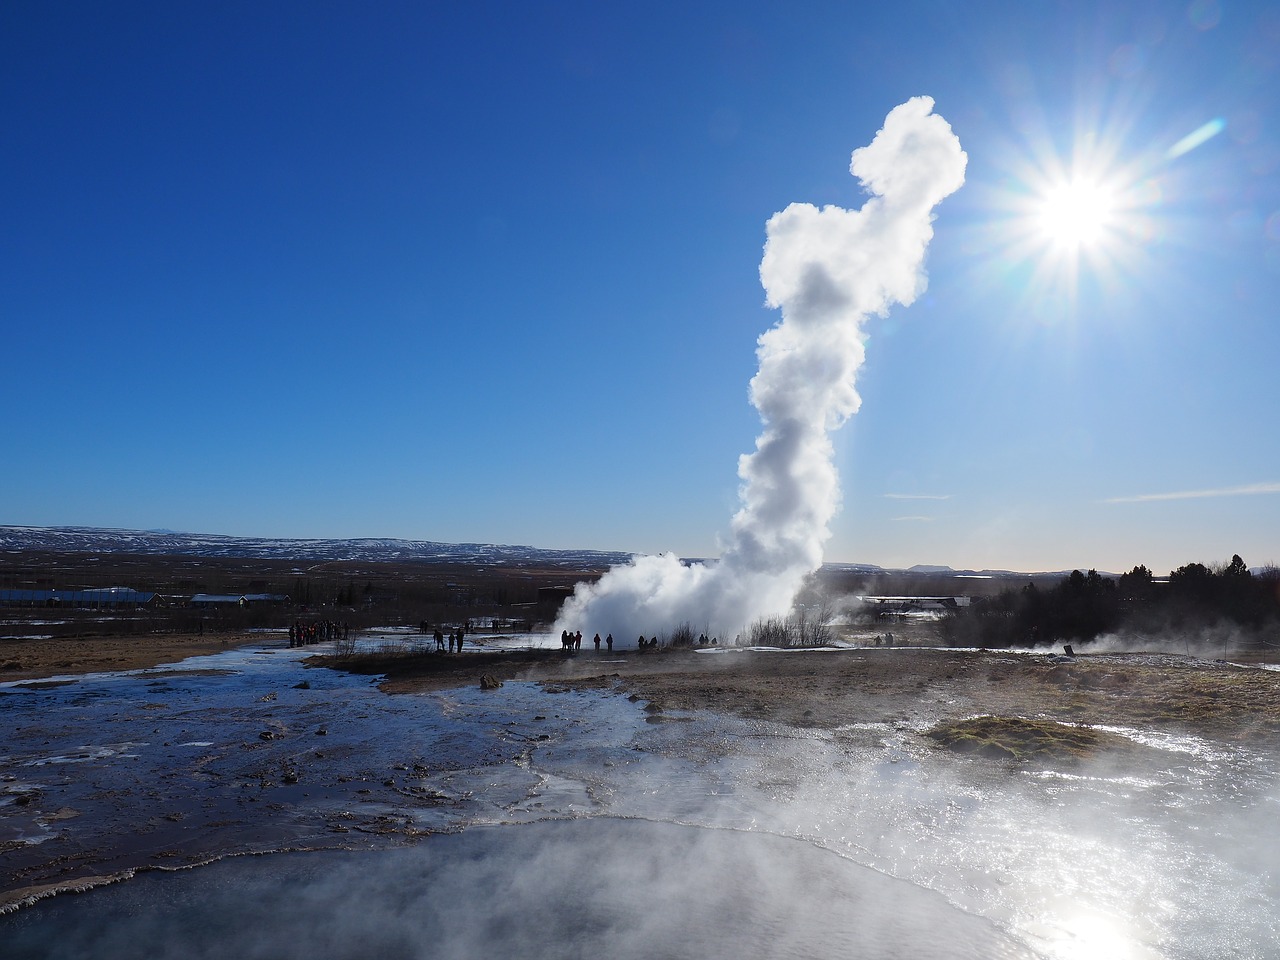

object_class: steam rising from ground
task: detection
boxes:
[557,98,966,643]
[2,821,1036,959]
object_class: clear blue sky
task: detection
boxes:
[3,1,1278,575]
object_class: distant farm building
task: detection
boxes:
[537,586,575,605]
[0,588,159,609]
[189,593,290,608]
[243,593,290,605]
[190,594,247,608]
[862,596,971,619]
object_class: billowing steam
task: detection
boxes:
[557,97,966,644]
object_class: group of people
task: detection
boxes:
[431,625,466,653]
[410,623,731,654]
[418,620,472,653]
[634,633,720,651]
[560,630,614,651]
[559,632,724,652]
[289,619,348,647]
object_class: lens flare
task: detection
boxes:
[1036,178,1117,249]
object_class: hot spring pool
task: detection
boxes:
[0,817,1037,960]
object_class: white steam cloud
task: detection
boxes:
[556,97,966,644]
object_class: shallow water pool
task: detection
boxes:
[0,818,1037,960]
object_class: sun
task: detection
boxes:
[1035,177,1118,249]
[966,95,1205,314]
[974,152,1155,313]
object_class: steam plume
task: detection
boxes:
[557,97,966,644]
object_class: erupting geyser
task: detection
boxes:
[556,97,967,645]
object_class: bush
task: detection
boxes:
[791,601,835,646]
[747,616,791,647]
[334,633,358,657]
[667,622,697,647]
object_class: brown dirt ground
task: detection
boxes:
[0,632,268,681]
[318,645,1280,749]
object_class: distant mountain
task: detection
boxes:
[821,561,886,574]
[0,525,633,569]
[0,525,1106,580]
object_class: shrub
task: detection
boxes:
[334,633,358,657]
[747,616,791,647]
[667,622,697,647]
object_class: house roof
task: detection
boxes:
[0,588,157,604]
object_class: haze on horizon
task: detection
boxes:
[2,2,1278,579]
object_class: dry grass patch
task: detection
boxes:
[925,715,1133,763]
[1030,659,1280,742]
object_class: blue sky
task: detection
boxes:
[3,1,1278,575]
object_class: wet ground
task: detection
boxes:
[2,638,1279,959]
[0,640,643,896]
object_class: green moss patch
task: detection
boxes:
[925,715,1130,762]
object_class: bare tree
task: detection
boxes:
[790,596,836,646]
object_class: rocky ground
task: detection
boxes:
[320,642,1280,749]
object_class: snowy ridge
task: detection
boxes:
[0,526,1097,579]
[0,525,633,569]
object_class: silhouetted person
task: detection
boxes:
[593,633,601,651]
[605,633,613,651]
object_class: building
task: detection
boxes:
[0,588,159,609]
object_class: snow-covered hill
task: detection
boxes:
[0,525,1094,580]
[0,525,632,569]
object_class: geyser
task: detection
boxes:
[556,97,966,644]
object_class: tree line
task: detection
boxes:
[941,555,1280,649]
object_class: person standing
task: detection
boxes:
[605,633,613,651]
